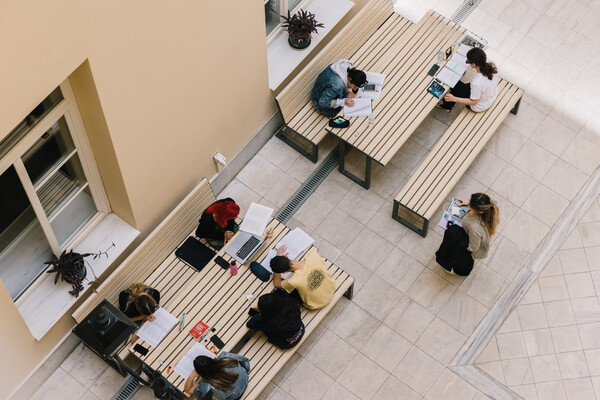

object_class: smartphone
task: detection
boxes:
[248,308,259,317]
[215,256,230,270]
[427,64,440,77]
[363,83,376,91]
[133,344,149,356]
[210,335,225,349]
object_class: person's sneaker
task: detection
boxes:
[435,104,451,113]
[441,267,455,275]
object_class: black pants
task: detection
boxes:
[440,81,471,111]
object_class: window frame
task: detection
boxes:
[0,79,110,299]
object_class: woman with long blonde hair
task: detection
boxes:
[118,283,160,324]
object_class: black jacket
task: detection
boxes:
[195,198,237,239]
[435,224,474,276]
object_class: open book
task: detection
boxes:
[136,308,178,348]
[435,51,467,88]
[262,228,314,279]
[239,203,274,236]
[358,71,386,100]
[175,342,216,379]
[344,98,373,117]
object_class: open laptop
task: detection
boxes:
[225,202,274,264]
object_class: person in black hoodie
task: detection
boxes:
[195,198,240,249]
[246,290,305,349]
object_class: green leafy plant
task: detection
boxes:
[281,9,324,40]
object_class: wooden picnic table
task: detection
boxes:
[329,10,466,188]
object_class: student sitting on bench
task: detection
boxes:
[270,245,336,310]
[118,283,160,342]
[310,59,366,118]
[246,289,305,349]
[184,352,250,399]
[195,198,240,250]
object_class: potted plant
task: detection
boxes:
[281,9,324,50]
[45,243,114,297]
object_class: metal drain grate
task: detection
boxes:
[275,147,341,224]
[111,376,140,400]
[451,0,481,24]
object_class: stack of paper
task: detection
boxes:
[344,98,373,117]
[239,203,274,236]
[175,342,216,379]
[136,308,178,348]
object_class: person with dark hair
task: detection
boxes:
[246,290,305,349]
[119,283,160,343]
[195,198,240,249]
[270,246,336,310]
[437,47,498,112]
[184,352,250,399]
[310,59,367,118]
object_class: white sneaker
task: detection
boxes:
[442,267,455,275]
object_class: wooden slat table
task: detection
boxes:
[328,10,465,189]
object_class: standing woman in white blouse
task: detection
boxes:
[437,47,498,112]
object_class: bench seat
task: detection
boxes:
[393,79,523,236]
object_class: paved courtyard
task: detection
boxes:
[18,0,600,399]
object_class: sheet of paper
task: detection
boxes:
[136,307,178,348]
[456,43,471,57]
[446,53,467,74]
[436,67,462,88]
[239,202,274,236]
[175,342,216,379]
[365,71,385,86]
[261,228,314,278]
[344,98,372,117]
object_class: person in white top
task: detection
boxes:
[437,48,498,112]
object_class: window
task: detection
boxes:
[265,0,304,37]
[0,81,109,300]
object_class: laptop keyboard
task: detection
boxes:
[236,236,261,259]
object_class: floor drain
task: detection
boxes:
[451,0,481,24]
[275,147,341,224]
[111,376,140,400]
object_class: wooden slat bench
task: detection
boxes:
[393,79,524,236]
[274,0,406,162]
[72,178,217,323]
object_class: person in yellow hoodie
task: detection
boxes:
[270,245,336,310]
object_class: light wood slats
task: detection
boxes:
[72,179,216,323]
[394,81,523,220]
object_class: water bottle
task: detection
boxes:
[369,112,376,126]
[229,260,238,276]
[437,49,444,65]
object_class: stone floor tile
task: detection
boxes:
[411,116,448,150]
[369,162,409,200]
[518,303,549,330]
[314,207,363,250]
[268,388,295,400]
[236,155,284,197]
[406,269,457,315]
[217,179,262,219]
[528,14,569,51]
[424,368,479,400]
[477,0,511,18]
[437,289,489,335]
[320,296,349,328]
[547,0,588,30]
[512,140,558,181]
[305,329,357,379]
[542,159,589,201]
[296,323,326,357]
[509,383,539,400]
[500,0,543,34]
[397,230,442,266]
[521,184,570,227]
[524,328,556,357]
[388,138,428,175]
[578,322,600,350]
[376,248,425,293]
[372,376,423,400]
[498,309,522,334]
[521,281,543,305]
[293,192,335,231]
[539,275,570,302]
[580,222,600,248]
[384,296,435,343]
[465,150,507,186]
[416,318,466,365]
[353,274,403,321]
[60,343,108,388]
[451,174,489,203]
[491,164,538,207]
[328,302,380,349]
[258,136,300,171]
[557,351,590,379]
[80,391,102,400]
[321,381,359,400]
[561,135,600,176]
[344,227,395,272]
[484,123,526,162]
[548,94,595,134]
[503,209,550,253]
[550,325,583,353]
[530,354,563,383]
[89,367,128,400]
[574,8,600,45]
[334,253,372,295]
[545,300,576,327]
[572,297,600,324]
[314,169,353,205]
[31,368,87,400]
[392,346,444,396]
[338,353,389,400]
[538,53,583,92]
[585,349,600,376]
[535,380,568,400]
[366,202,410,245]
[286,153,320,183]
[502,357,534,386]
[563,377,596,400]
[310,233,341,263]
[586,246,600,271]
[530,116,577,157]
[486,235,530,280]
[503,101,546,138]
[569,70,600,110]
[565,272,596,298]
[497,331,529,360]
[263,175,301,208]
[428,258,467,287]
[337,185,387,225]
[478,360,506,385]
[280,358,333,400]
[477,337,500,363]
[541,254,564,277]
[360,323,412,372]
[581,199,600,224]
[561,228,584,251]
[581,110,600,148]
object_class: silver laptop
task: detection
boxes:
[225,231,265,264]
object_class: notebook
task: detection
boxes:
[175,237,216,271]
[136,308,178,348]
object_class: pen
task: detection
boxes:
[179,313,185,331]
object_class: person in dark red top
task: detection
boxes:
[195,198,240,249]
